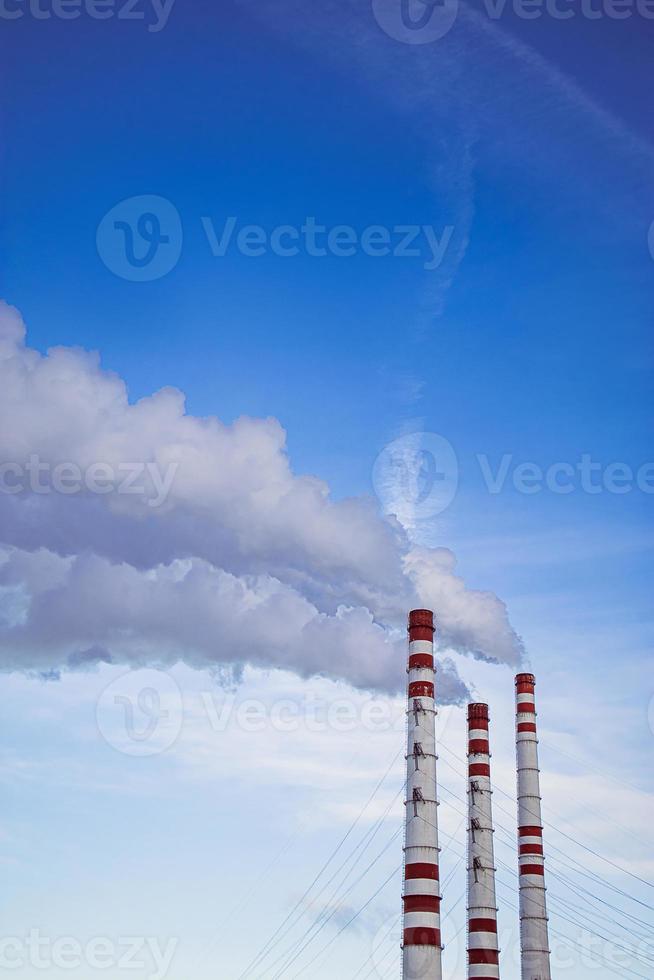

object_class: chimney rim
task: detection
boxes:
[408,608,435,631]
[468,702,489,721]
[515,672,536,686]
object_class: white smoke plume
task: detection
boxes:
[0,302,523,699]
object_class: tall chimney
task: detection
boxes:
[467,703,500,980]
[515,673,551,980]
[402,609,443,980]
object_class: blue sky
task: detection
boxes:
[1,0,653,977]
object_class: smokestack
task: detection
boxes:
[515,673,551,980]
[402,609,443,980]
[467,703,500,980]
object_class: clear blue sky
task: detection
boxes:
[1,1,653,978]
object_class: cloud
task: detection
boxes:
[0,303,405,604]
[0,547,471,701]
[0,303,523,695]
[405,547,523,665]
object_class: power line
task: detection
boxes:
[418,773,654,973]
[348,836,467,980]
[539,735,651,800]
[236,746,403,979]
[449,774,654,954]
[545,862,654,936]
[261,779,407,979]
[202,746,371,973]
[485,797,654,928]
[438,743,654,904]
[494,878,651,980]
[545,871,654,950]
[287,864,402,980]
[350,915,398,980]
[238,713,653,979]
[266,825,403,979]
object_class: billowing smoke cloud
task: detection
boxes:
[0,303,523,699]
[404,548,524,666]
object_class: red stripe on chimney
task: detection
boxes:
[408,681,434,699]
[402,894,441,914]
[469,949,500,965]
[517,701,536,714]
[469,917,498,933]
[517,722,537,733]
[405,862,439,881]
[519,826,543,837]
[403,927,441,947]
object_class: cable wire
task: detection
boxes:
[236,746,403,979]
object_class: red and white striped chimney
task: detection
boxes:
[515,673,551,980]
[467,703,500,980]
[402,609,443,980]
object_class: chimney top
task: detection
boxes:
[408,609,434,631]
[515,672,536,686]
[468,703,489,723]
